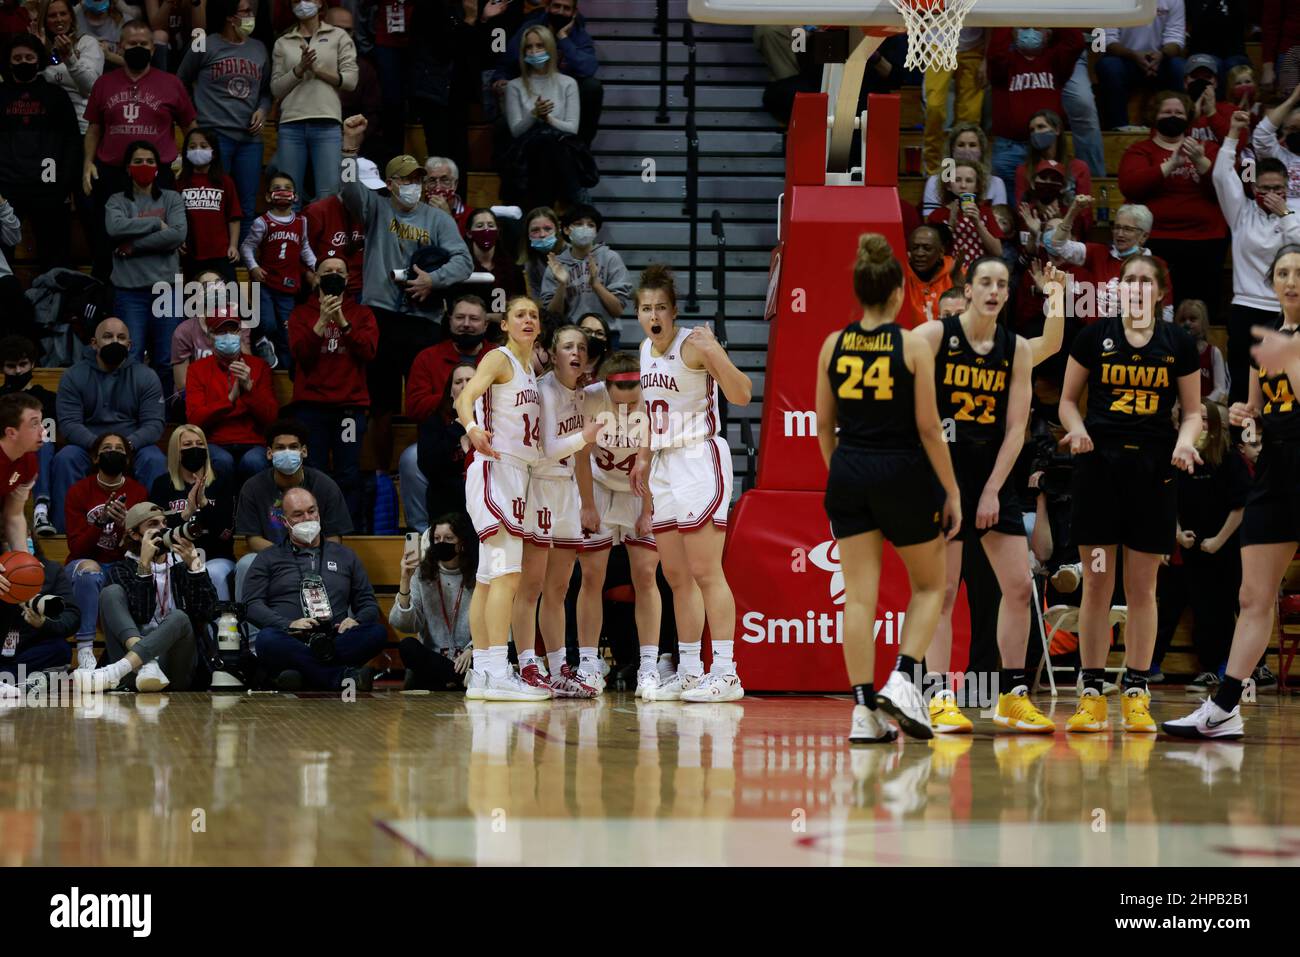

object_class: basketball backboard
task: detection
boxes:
[688,0,1157,28]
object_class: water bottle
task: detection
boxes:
[1098,186,1110,226]
[217,607,240,652]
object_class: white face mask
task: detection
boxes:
[187,148,213,166]
[290,520,321,544]
[396,183,423,208]
[569,225,597,247]
[293,1,319,20]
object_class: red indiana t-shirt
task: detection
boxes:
[0,446,37,499]
[374,1,415,48]
[178,171,242,261]
[305,195,365,295]
[84,67,197,166]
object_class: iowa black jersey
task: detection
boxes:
[1257,320,1300,444]
[934,314,1017,445]
[1069,317,1198,448]
[828,321,918,451]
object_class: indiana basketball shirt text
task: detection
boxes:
[50,888,151,937]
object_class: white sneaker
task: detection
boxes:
[577,662,605,694]
[874,671,934,739]
[135,660,170,693]
[483,669,552,702]
[635,668,660,699]
[849,704,898,744]
[464,668,488,700]
[76,647,98,672]
[1162,697,1244,740]
[681,669,744,702]
[0,681,21,706]
[646,670,700,701]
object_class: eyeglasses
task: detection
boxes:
[1256,185,1288,194]
[427,175,455,187]
[1112,223,1143,233]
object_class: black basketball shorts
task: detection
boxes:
[1240,441,1300,546]
[1069,444,1178,554]
[825,446,944,546]
[951,441,1027,541]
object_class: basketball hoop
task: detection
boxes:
[887,0,979,72]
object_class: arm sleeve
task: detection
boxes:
[55,379,96,450]
[348,556,379,624]
[69,36,105,95]
[540,264,561,309]
[557,28,598,79]
[342,307,379,361]
[336,30,358,92]
[505,81,534,138]
[180,564,218,624]
[185,362,232,430]
[299,218,317,271]
[240,216,267,270]
[287,305,321,367]
[104,196,161,239]
[319,478,354,537]
[175,46,200,88]
[246,365,281,428]
[242,552,288,629]
[1117,144,1165,199]
[1212,138,1245,223]
[126,372,165,450]
[548,77,580,135]
[64,485,101,559]
[270,38,297,101]
[425,214,474,288]
[1282,210,1300,245]
[599,250,633,308]
[107,559,158,624]
[388,577,422,633]
[339,168,372,223]
[0,202,22,248]
[1251,114,1280,159]
[404,350,440,422]
[129,193,188,252]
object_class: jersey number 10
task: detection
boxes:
[836,355,894,400]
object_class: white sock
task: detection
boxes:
[484,646,510,678]
[658,653,675,679]
[100,657,134,685]
[77,639,92,652]
[679,641,703,676]
[711,640,734,672]
[518,649,540,669]
[546,649,567,675]
[578,646,598,669]
[640,646,658,670]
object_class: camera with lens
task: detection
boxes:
[1028,426,1074,501]
[27,594,65,619]
[161,514,205,551]
[302,628,337,664]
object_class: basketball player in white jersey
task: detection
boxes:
[631,264,752,702]
[575,350,662,698]
[456,297,598,702]
[513,325,604,697]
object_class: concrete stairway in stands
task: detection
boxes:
[583,0,780,485]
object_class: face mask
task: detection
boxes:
[319,273,347,297]
[290,520,320,544]
[586,336,606,364]
[1014,29,1045,53]
[1029,130,1057,151]
[453,331,485,353]
[524,51,551,67]
[213,333,242,356]
[547,13,571,31]
[97,450,127,477]
[396,183,422,207]
[123,45,152,72]
[180,446,209,472]
[1155,115,1188,138]
[1186,78,1211,102]
[270,188,295,206]
[271,449,302,475]
[84,0,109,13]
[187,148,213,167]
[471,227,498,249]
[1285,131,1300,154]
[10,61,38,83]
[433,541,458,562]
[530,234,556,251]
[98,341,128,368]
[569,225,597,247]
[430,183,456,201]
[129,164,158,188]
[293,1,319,20]
[1231,83,1256,102]
[238,16,257,36]
[952,145,981,163]
[4,371,31,390]
[1034,182,1064,203]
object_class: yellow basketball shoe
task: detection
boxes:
[1066,689,1109,733]
[1120,687,1157,733]
[928,689,973,734]
[993,685,1056,733]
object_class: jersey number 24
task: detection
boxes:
[836,355,894,400]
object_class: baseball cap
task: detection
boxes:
[209,306,240,332]
[1186,53,1218,77]
[124,502,165,532]
[356,157,386,191]
[1034,159,1066,178]
[385,154,421,180]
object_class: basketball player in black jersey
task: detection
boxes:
[1167,245,1300,738]
[916,257,1062,734]
[815,234,962,743]
[1060,255,1203,734]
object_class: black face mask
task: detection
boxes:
[318,273,347,297]
[1186,78,1211,101]
[1034,183,1064,204]
[3,371,31,391]
[1285,131,1300,154]
[586,336,607,364]
[1155,115,1188,138]
[10,61,38,83]
[180,446,209,473]
[97,450,127,477]
[98,341,128,369]
[433,541,458,562]
[453,331,485,353]
[547,13,572,31]
[123,45,152,73]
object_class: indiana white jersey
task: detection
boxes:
[585,384,646,493]
[639,325,720,451]
[473,346,541,464]
[531,371,588,480]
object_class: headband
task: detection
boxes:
[606,372,640,384]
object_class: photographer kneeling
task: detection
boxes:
[243,487,385,691]
[77,503,215,692]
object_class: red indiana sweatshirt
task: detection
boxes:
[987,28,1085,142]
[287,295,380,407]
[1117,138,1227,240]
[64,475,148,565]
[185,353,280,446]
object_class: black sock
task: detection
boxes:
[1001,668,1027,693]
[895,654,920,680]
[1214,675,1244,712]
[1082,668,1106,694]
[1122,670,1147,692]
[853,683,875,709]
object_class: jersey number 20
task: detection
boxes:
[836,356,894,400]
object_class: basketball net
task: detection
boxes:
[886,0,979,72]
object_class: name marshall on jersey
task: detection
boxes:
[840,330,895,353]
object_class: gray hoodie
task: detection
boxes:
[104,188,188,290]
[340,172,473,322]
[540,243,632,335]
[55,355,165,452]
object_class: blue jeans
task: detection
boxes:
[1096,54,1187,129]
[208,443,268,490]
[296,403,368,530]
[51,445,168,533]
[254,622,388,689]
[216,133,265,246]
[258,286,296,371]
[1063,51,1106,178]
[70,558,114,642]
[33,441,52,503]
[206,557,236,602]
[397,442,427,532]
[115,287,179,399]
[273,119,343,210]
[992,137,1028,209]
